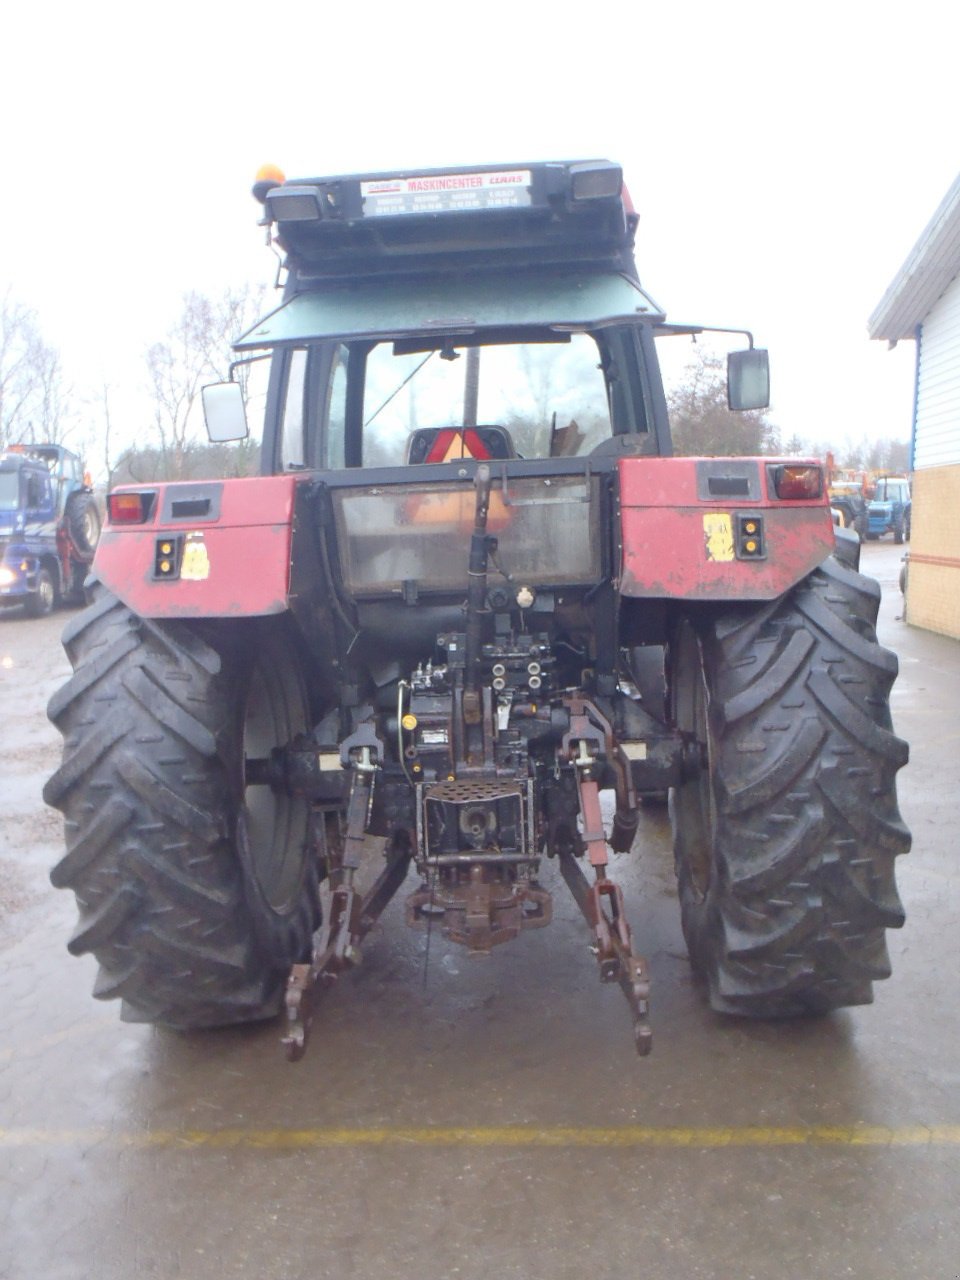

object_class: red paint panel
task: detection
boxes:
[94,475,300,618]
[619,457,702,506]
[618,456,827,508]
[216,476,297,524]
[105,475,298,527]
[618,458,835,600]
[95,524,293,617]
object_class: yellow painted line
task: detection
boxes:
[1,1125,959,1150]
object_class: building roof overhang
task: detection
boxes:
[869,173,960,342]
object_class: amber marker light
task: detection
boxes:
[736,514,766,558]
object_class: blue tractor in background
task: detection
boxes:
[0,444,101,616]
[866,475,911,543]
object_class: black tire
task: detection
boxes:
[854,511,869,540]
[670,555,910,1017]
[43,589,320,1028]
[893,518,904,545]
[25,567,57,618]
[65,492,101,560]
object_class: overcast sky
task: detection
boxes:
[2,0,957,464]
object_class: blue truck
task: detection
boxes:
[866,475,911,543]
[0,444,101,616]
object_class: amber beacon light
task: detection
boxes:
[252,164,286,204]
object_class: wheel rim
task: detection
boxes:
[37,573,54,613]
[81,510,99,548]
[241,656,310,913]
[672,626,716,904]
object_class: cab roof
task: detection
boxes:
[258,160,640,282]
[235,266,664,350]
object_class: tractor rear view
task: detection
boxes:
[44,161,910,1057]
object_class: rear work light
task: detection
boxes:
[569,161,623,201]
[264,184,324,222]
[108,492,155,525]
[768,464,823,501]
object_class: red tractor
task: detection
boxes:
[44,162,910,1057]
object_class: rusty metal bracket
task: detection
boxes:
[406,869,552,950]
[282,841,412,1061]
[557,720,651,1051]
[559,848,652,1055]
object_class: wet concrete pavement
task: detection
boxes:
[1,540,957,1280]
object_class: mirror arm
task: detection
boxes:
[228,352,271,382]
[655,323,755,349]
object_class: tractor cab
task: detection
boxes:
[210,160,767,474]
[0,452,56,527]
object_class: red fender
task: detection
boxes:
[93,476,299,618]
[618,457,835,601]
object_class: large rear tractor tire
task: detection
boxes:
[43,589,320,1029]
[670,555,910,1017]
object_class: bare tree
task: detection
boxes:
[782,432,808,455]
[668,349,779,457]
[0,291,70,447]
[145,286,266,480]
[94,383,118,486]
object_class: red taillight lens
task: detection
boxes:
[108,492,152,524]
[769,465,823,501]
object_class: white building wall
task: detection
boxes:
[915,271,960,468]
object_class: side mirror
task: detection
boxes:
[727,348,770,411]
[202,381,249,443]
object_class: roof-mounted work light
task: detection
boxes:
[264,184,324,222]
[569,161,623,201]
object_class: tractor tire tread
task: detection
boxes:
[672,553,910,1018]
[45,591,318,1029]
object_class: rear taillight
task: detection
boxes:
[768,465,823,501]
[108,491,155,524]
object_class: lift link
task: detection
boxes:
[283,744,412,1062]
[562,735,652,1056]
